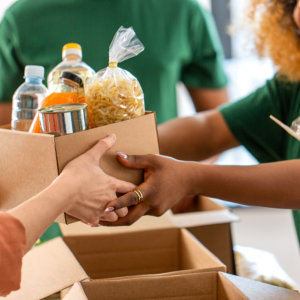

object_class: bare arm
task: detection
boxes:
[101,155,300,226]
[158,109,240,161]
[0,103,12,126]
[187,86,229,112]
[8,177,76,253]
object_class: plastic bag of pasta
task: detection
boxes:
[85,26,145,127]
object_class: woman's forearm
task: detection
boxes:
[188,160,300,209]
[9,177,74,253]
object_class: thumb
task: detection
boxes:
[116,153,156,169]
[112,177,136,194]
[86,134,116,162]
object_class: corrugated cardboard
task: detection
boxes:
[0,112,159,223]
[3,228,225,300]
[62,227,226,280]
[63,271,300,300]
[2,238,87,300]
[170,196,239,274]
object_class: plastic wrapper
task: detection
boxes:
[85,26,145,127]
[234,245,297,290]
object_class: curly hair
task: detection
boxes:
[248,0,300,81]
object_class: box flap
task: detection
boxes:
[1,238,88,300]
[60,211,174,236]
[54,112,159,185]
[218,272,300,300]
[171,196,239,228]
[63,282,88,300]
[64,272,219,300]
[65,272,300,300]
[172,209,239,228]
[0,129,59,210]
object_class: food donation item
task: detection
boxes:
[47,43,95,92]
[85,26,145,127]
[38,103,89,136]
[29,71,83,133]
[11,65,48,131]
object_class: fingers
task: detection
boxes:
[99,212,118,222]
[86,134,116,162]
[113,177,136,194]
[115,207,128,217]
[100,204,148,226]
[105,188,145,211]
[117,153,157,169]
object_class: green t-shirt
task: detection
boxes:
[0,0,227,124]
[220,76,300,244]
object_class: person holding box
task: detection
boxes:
[101,0,300,247]
[0,134,134,297]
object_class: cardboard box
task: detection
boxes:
[63,271,300,300]
[170,196,239,274]
[0,112,159,223]
[59,210,175,236]
[3,227,225,300]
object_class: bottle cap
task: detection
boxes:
[59,71,83,87]
[62,43,82,59]
[24,65,44,78]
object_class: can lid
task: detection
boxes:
[39,103,87,114]
[62,43,82,59]
[24,65,45,78]
[59,71,83,87]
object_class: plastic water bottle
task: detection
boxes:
[11,65,48,131]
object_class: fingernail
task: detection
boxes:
[108,134,116,141]
[105,207,115,212]
[117,152,128,159]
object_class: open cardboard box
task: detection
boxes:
[63,271,300,300]
[3,227,226,300]
[0,112,159,223]
[170,196,239,274]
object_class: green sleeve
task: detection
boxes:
[219,78,290,163]
[181,2,228,89]
[0,10,24,103]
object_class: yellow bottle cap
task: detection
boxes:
[62,43,82,59]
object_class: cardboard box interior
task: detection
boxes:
[2,228,225,300]
[0,112,159,222]
[63,227,226,280]
[63,271,300,300]
[171,196,239,274]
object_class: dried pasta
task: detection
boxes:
[85,75,145,127]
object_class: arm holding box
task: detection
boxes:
[8,135,134,252]
[101,153,300,226]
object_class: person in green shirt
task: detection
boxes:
[101,0,300,246]
[0,0,228,126]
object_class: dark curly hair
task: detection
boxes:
[248,0,300,81]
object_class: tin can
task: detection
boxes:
[38,103,89,136]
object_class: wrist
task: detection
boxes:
[48,172,79,210]
[183,161,205,196]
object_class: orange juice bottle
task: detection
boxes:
[29,71,83,133]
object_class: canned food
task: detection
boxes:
[38,103,89,136]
